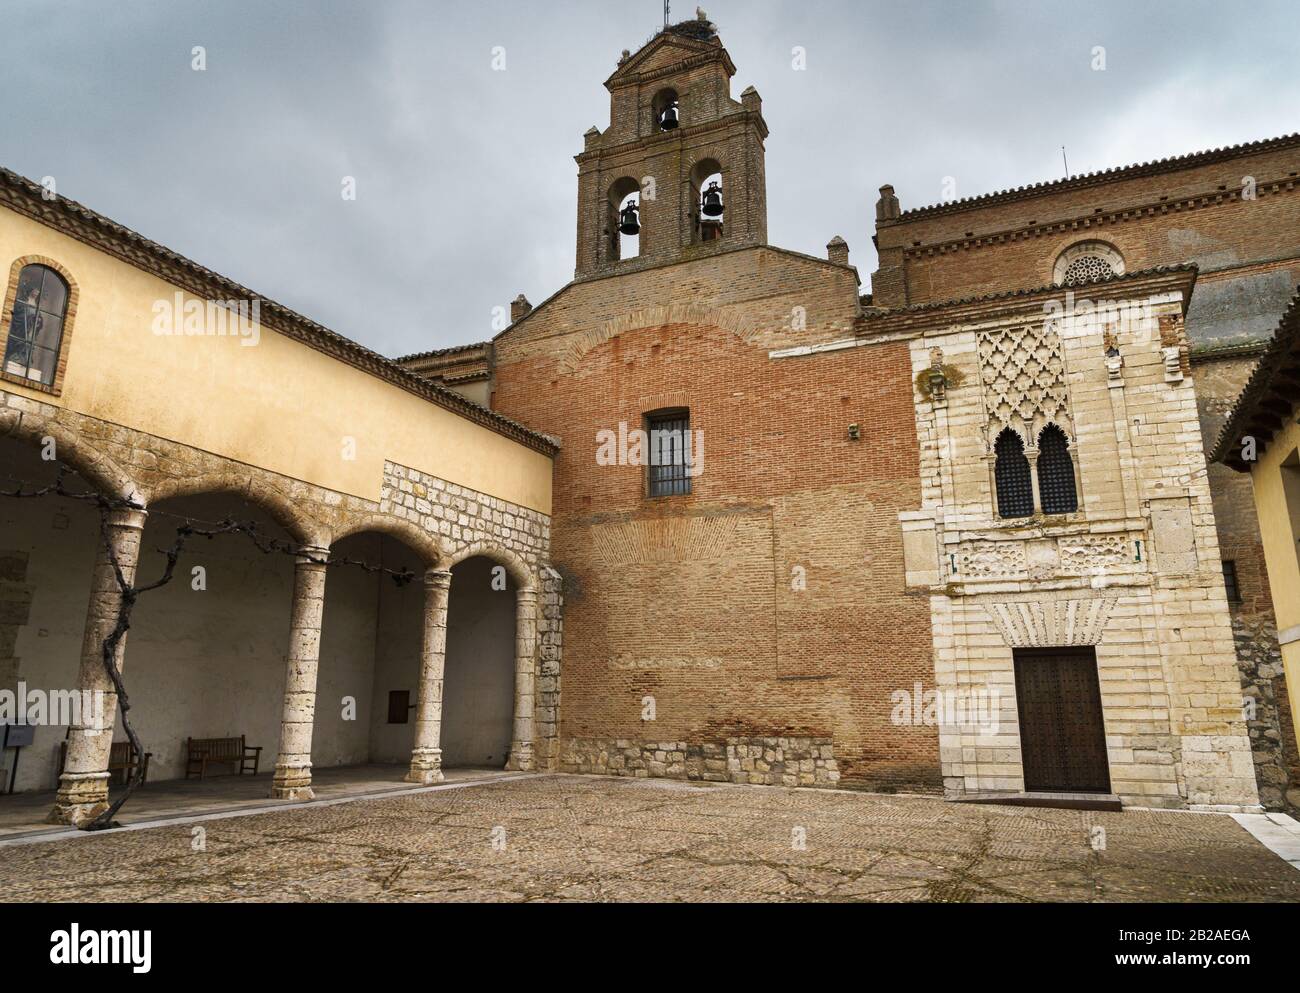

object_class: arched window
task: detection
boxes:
[1037,424,1078,514]
[1053,241,1125,286]
[994,428,1034,519]
[4,263,70,386]
[652,88,679,132]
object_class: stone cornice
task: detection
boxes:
[576,109,767,164]
[0,167,558,458]
[854,266,1197,339]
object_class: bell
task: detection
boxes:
[701,182,724,217]
[660,103,679,130]
[618,201,640,235]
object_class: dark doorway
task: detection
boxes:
[1013,646,1111,793]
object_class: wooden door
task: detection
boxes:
[1013,646,1111,793]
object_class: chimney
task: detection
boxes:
[511,294,532,322]
[876,184,901,223]
[826,235,849,267]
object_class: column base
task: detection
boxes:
[271,764,314,801]
[406,747,444,784]
[506,744,535,772]
[48,772,111,826]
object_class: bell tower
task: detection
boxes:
[573,11,769,278]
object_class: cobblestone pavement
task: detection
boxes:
[3,775,1299,902]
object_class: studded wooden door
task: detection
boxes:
[1013,646,1111,793]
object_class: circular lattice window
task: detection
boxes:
[1053,241,1125,286]
[1062,254,1115,285]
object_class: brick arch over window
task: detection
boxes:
[1,254,81,395]
[558,303,760,373]
[0,401,141,503]
[993,427,1034,519]
[1053,240,1125,286]
[1037,423,1079,515]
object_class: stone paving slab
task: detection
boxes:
[2,775,1298,903]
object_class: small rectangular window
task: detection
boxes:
[1222,560,1241,605]
[646,410,692,497]
[387,689,411,724]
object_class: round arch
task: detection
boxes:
[446,541,535,591]
[146,473,319,547]
[328,512,446,568]
[0,406,141,503]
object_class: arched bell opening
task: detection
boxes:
[690,158,724,243]
[607,176,642,261]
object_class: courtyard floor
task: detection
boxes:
[2,774,1299,902]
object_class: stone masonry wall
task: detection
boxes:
[562,735,840,788]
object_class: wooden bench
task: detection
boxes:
[58,739,151,787]
[185,736,261,779]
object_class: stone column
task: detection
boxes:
[506,587,538,772]
[49,506,148,827]
[406,568,451,784]
[271,545,329,800]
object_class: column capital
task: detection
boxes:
[105,505,148,530]
[294,544,330,567]
[424,567,452,588]
[516,586,540,602]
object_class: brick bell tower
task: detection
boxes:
[574,10,769,278]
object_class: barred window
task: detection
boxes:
[1222,560,1241,604]
[4,264,69,386]
[1037,423,1078,514]
[994,428,1034,518]
[646,409,692,497]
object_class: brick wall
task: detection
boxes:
[494,310,939,791]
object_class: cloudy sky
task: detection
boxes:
[5,0,1298,357]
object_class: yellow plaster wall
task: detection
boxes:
[1250,415,1300,758]
[0,207,551,513]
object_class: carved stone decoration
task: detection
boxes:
[977,323,1071,441]
[984,596,1118,648]
[950,541,1028,579]
[927,346,947,404]
[1159,313,1189,382]
[1058,534,1133,574]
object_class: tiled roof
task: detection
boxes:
[857,264,1198,323]
[1212,287,1300,470]
[898,133,1300,220]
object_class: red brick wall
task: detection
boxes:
[494,318,939,790]
[873,142,1300,307]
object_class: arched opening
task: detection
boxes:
[994,427,1034,519]
[441,555,517,768]
[690,158,723,243]
[0,434,106,794]
[124,491,297,782]
[651,88,679,132]
[1037,424,1079,514]
[321,531,426,773]
[608,177,641,261]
